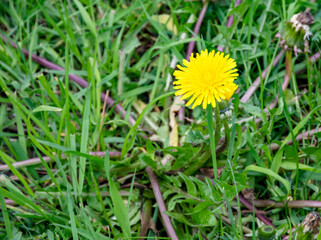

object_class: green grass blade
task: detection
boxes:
[0,151,35,197]
[54,155,79,240]
[104,150,131,238]
[79,86,91,194]
[0,193,13,238]
[245,165,291,195]
[73,0,97,37]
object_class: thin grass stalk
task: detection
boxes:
[138,200,153,240]
[150,52,164,101]
[284,51,301,199]
[306,51,313,107]
[284,50,293,90]
[0,193,12,238]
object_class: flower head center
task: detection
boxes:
[173,49,238,109]
[203,72,218,88]
[204,72,212,83]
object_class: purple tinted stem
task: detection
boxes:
[254,200,321,208]
[240,50,284,104]
[217,0,242,52]
[146,167,179,240]
[238,194,275,227]
[186,1,209,60]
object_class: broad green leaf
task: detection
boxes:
[281,161,321,174]
[190,208,217,227]
[186,201,213,215]
[245,165,291,195]
[167,194,186,211]
[140,155,157,171]
[302,147,321,161]
[165,210,217,227]
[123,36,141,54]
[186,129,205,144]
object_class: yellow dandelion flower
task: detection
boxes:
[173,49,238,109]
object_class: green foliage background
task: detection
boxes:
[0,0,321,239]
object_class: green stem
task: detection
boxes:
[214,105,221,146]
[306,51,313,108]
[285,50,299,200]
[139,200,152,239]
[206,105,217,180]
[285,50,292,85]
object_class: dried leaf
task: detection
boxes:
[151,14,178,35]
[169,96,184,147]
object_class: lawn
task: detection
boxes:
[0,0,321,239]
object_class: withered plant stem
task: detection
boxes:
[253,200,321,208]
[0,152,121,171]
[145,167,179,240]
[238,194,275,227]
[138,200,153,240]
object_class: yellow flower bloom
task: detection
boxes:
[173,49,238,109]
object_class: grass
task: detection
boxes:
[0,0,321,239]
